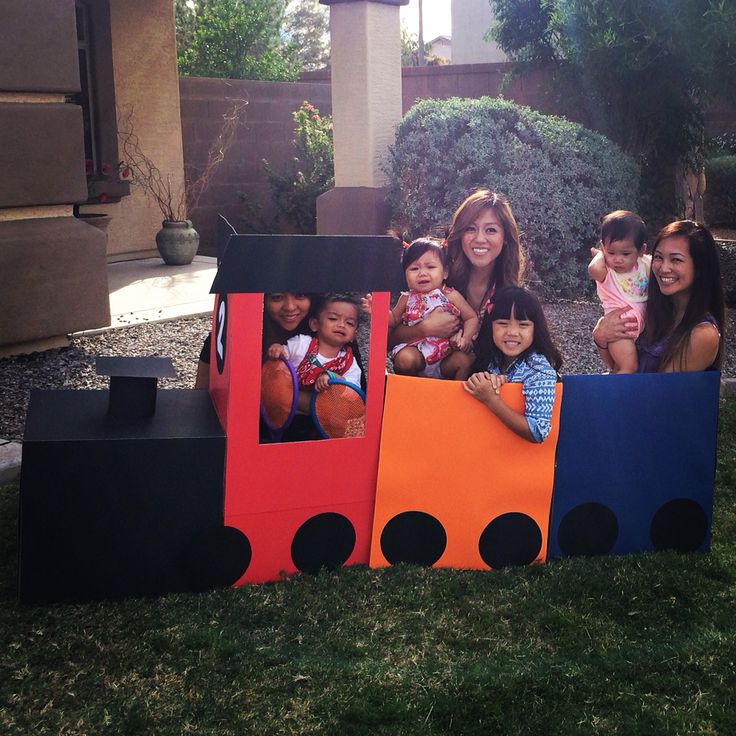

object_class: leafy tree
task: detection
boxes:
[283,0,330,71]
[400,26,447,67]
[174,0,199,58]
[177,0,299,81]
[489,0,736,222]
[262,101,334,233]
[401,27,420,66]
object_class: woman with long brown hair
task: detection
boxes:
[388,188,526,352]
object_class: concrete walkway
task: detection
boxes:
[1,255,218,483]
[75,255,217,335]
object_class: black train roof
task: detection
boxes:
[210,234,404,294]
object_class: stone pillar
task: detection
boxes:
[317,0,408,235]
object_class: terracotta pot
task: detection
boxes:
[155,219,199,266]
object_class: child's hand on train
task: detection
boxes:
[487,373,507,392]
[464,372,505,406]
[450,331,473,353]
[314,373,330,392]
[360,293,373,315]
[268,343,286,360]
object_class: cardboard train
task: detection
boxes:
[17,234,721,603]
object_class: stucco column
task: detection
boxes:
[317,0,408,235]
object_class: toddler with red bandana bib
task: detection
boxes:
[267,295,362,398]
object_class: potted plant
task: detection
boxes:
[118,100,246,265]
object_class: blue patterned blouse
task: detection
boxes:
[487,352,558,442]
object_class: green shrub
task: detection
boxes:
[705,133,736,158]
[705,156,736,226]
[262,100,334,234]
[386,97,640,297]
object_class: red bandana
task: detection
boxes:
[295,337,354,387]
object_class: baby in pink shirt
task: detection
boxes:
[588,210,650,373]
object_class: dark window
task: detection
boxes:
[69,0,129,204]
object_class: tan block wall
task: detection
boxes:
[0,0,110,346]
[103,0,185,260]
[188,62,736,238]
[180,77,331,253]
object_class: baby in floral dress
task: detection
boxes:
[588,210,650,373]
[381,238,479,380]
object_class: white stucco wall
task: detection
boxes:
[451,0,507,64]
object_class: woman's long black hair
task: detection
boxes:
[641,220,725,370]
[473,287,563,373]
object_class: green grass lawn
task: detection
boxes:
[1,401,735,735]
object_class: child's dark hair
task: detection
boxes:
[310,292,361,320]
[600,210,647,250]
[401,237,448,272]
[474,287,563,372]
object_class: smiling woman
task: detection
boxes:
[593,220,725,373]
[387,189,526,362]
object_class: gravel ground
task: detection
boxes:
[1,303,734,442]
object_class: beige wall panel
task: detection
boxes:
[0,0,80,93]
[330,2,403,187]
[452,0,507,64]
[104,0,185,259]
[0,217,110,345]
[0,103,87,207]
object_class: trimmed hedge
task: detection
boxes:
[705,156,736,226]
[386,97,640,298]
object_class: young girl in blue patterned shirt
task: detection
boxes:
[464,287,562,443]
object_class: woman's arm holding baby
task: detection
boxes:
[388,309,461,348]
[592,306,638,370]
[446,291,480,353]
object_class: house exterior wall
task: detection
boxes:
[0,0,110,348]
[451,0,507,64]
[99,0,185,261]
[428,36,452,62]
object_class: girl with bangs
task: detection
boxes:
[465,287,562,443]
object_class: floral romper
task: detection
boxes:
[390,287,461,366]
